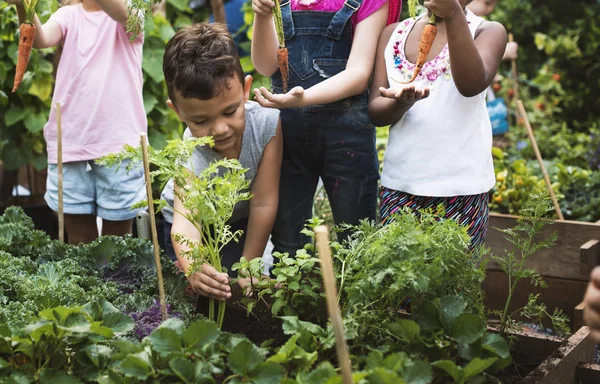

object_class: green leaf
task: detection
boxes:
[431,360,462,382]
[458,339,482,361]
[101,312,134,334]
[23,112,47,133]
[147,327,183,356]
[463,358,497,382]
[366,367,405,384]
[83,345,113,368]
[118,352,153,379]
[249,362,285,383]
[143,91,159,114]
[184,320,220,350]
[387,319,421,345]
[157,317,185,335]
[27,75,53,101]
[142,47,165,83]
[414,302,441,331]
[0,356,8,369]
[0,90,7,107]
[167,0,188,11]
[228,339,265,376]
[25,321,54,342]
[482,334,510,359]
[170,358,195,383]
[296,362,337,384]
[4,106,28,126]
[39,368,82,384]
[439,296,466,331]
[403,359,433,384]
[90,323,114,338]
[451,313,486,345]
[8,370,34,384]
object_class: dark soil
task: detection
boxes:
[495,350,545,383]
[195,284,287,347]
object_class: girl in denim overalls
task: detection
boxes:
[251,0,398,255]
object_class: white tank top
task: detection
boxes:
[381,10,495,197]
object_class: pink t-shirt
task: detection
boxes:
[291,0,401,29]
[44,4,147,164]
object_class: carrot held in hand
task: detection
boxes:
[12,0,41,93]
[273,0,288,93]
[277,47,289,93]
[402,13,437,84]
[13,22,36,93]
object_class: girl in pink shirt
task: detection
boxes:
[10,0,147,244]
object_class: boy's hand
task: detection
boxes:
[252,0,274,17]
[379,85,430,102]
[503,41,518,61]
[254,86,305,109]
[424,0,463,19]
[187,263,231,301]
[584,267,600,342]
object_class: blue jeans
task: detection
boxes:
[271,97,379,256]
[163,218,248,277]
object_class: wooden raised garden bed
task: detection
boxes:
[483,213,600,383]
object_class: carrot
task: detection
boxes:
[12,22,36,93]
[277,47,289,93]
[272,0,288,93]
[402,13,437,84]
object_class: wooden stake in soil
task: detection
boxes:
[516,100,564,220]
[509,33,519,101]
[315,226,353,384]
[140,132,168,321]
[56,102,64,243]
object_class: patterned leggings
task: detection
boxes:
[379,186,490,310]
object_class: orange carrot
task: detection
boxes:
[12,22,36,93]
[402,15,437,84]
[277,47,289,93]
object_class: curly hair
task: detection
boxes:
[163,22,245,102]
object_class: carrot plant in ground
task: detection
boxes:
[490,194,570,340]
[98,138,252,329]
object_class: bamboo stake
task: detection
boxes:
[315,226,353,384]
[56,102,64,243]
[509,33,518,101]
[140,132,168,321]
[516,100,564,220]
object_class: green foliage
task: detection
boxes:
[100,138,252,328]
[489,194,570,338]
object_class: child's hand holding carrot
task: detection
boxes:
[424,0,463,19]
[252,0,274,17]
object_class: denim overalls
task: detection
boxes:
[270,0,379,256]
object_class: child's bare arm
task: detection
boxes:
[254,4,388,108]
[172,183,231,301]
[93,0,129,25]
[10,0,62,49]
[368,23,430,127]
[251,0,279,76]
[426,0,507,97]
[241,121,283,263]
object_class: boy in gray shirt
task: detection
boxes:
[161,23,282,301]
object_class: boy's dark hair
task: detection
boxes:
[163,23,245,102]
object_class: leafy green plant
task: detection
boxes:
[490,194,570,339]
[100,138,252,328]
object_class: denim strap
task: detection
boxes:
[279,0,295,40]
[326,0,364,40]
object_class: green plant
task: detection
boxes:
[99,138,252,329]
[490,194,569,339]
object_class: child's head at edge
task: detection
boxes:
[163,22,252,155]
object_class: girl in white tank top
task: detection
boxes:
[368,0,507,251]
